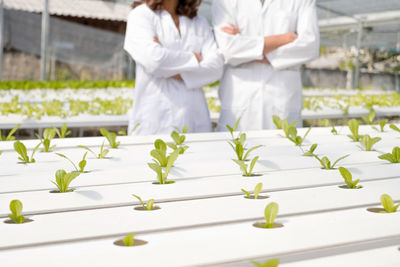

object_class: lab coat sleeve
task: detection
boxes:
[211,0,265,67]
[180,18,224,89]
[124,8,199,77]
[266,0,320,70]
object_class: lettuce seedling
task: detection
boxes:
[78,141,109,159]
[151,139,180,167]
[229,133,262,161]
[380,194,399,213]
[0,124,20,141]
[338,167,362,189]
[313,154,350,170]
[167,126,189,154]
[241,183,263,199]
[372,120,388,132]
[347,119,362,142]
[233,156,259,177]
[55,123,71,138]
[224,117,241,140]
[36,128,57,152]
[8,200,25,224]
[118,123,140,136]
[51,169,80,193]
[272,115,283,129]
[390,124,400,133]
[303,144,318,157]
[359,135,381,151]
[14,141,41,164]
[378,147,400,163]
[252,259,280,267]
[148,149,179,184]
[122,233,136,247]
[132,195,155,210]
[262,202,279,228]
[100,128,120,149]
[287,126,312,146]
[56,152,88,173]
[281,120,298,138]
[362,111,375,125]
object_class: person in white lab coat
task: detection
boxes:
[212,0,320,130]
[124,0,224,135]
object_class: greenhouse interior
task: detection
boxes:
[0,0,400,266]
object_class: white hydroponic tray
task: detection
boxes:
[0,125,399,267]
[1,107,400,129]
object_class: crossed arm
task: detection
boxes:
[220,24,298,65]
[153,36,202,81]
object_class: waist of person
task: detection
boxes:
[227,62,300,72]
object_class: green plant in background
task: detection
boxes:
[0,151,2,156]
[252,259,280,267]
[338,167,362,189]
[8,200,25,224]
[380,194,399,213]
[36,128,57,152]
[167,126,189,154]
[287,126,312,146]
[359,135,381,151]
[132,195,155,211]
[260,202,279,228]
[378,147,400,163]
[148,149,179,184]
[78,141,109,159]
[313,154,350,170]
[303,144,318,157]
[118,123,140,136]
[122,233,136,247]
[234,156,260,177]
[339,103,350,116]
[51,169,80,193]
[362,111,376,125]
[55,123,71,138]
[372,120,388,132]
[100,128,120,149]
[390,124,400,133]
[241,183,263,199]
[0,80,136,90]
[14,141,41,164]
[150,139,180,167]
[56,152,88,173]
[229,133,263,161]
[347,119,362,142]
[0,124,20,141]
[331,125,338,135]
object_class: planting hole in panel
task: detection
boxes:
[134,206,161,211]
[49,189,75,193]
[152,181,176,185]
[366,208,390,213]
[4,218,34,224]
[243,195,269,200]
[113,239,148,247]
[338,185,363,189]
[253,222,284,229]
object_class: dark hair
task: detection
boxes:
[131,0,202,19]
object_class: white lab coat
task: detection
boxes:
[212,0,320,130]
[124,4,224,135]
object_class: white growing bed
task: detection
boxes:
[2,107,400,131]
[0,125,399,266]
